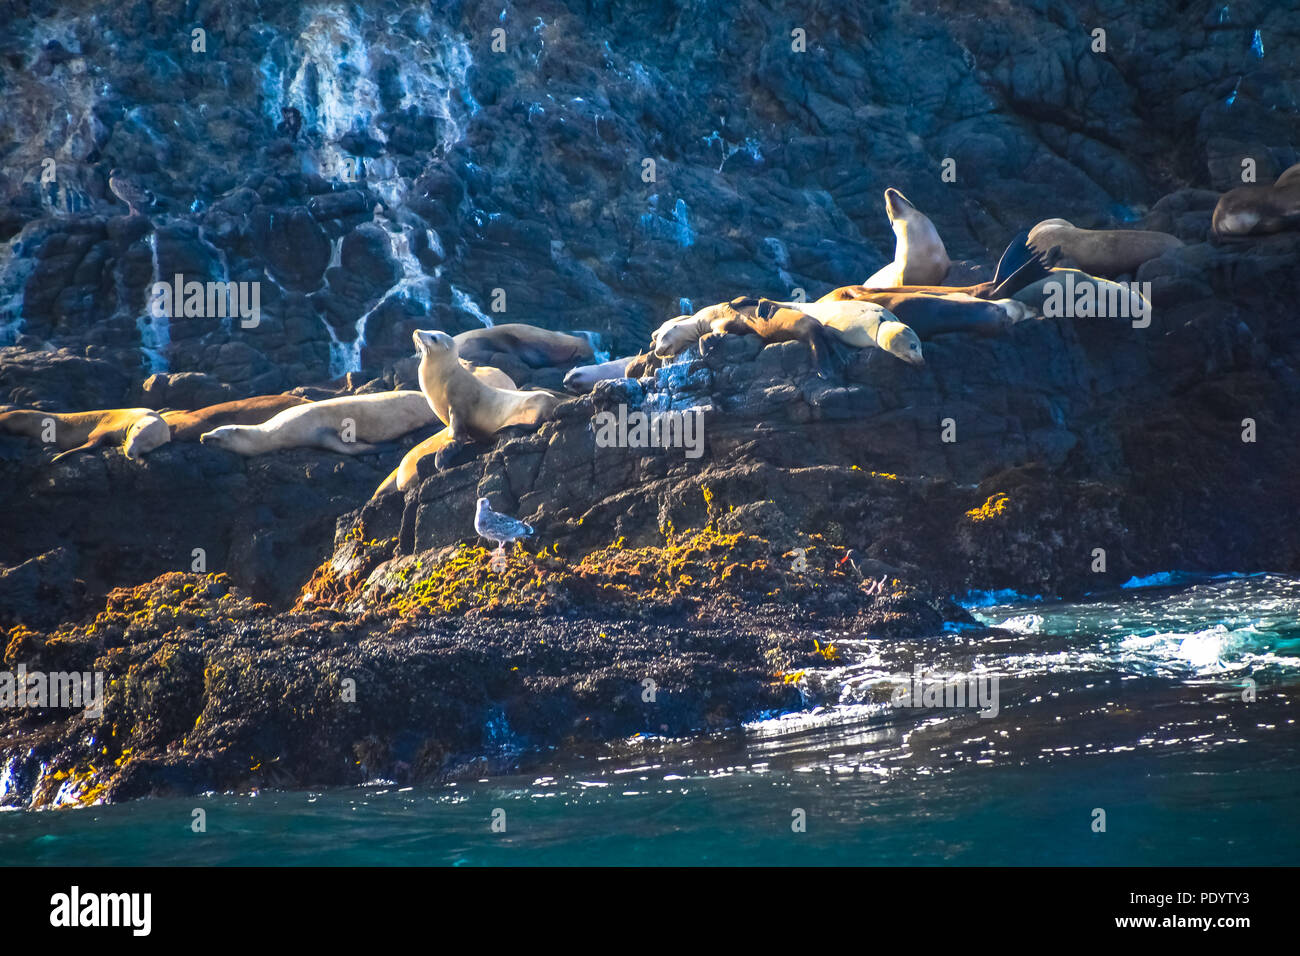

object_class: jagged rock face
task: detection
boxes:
[0,0,1298,616]
[2,1,1297,394]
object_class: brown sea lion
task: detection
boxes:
[1212,162,1300,238]
[453,324,595,368]
[1027,219,1182,277]
[696,298,836,376]
[161,394,310,441]
[0,407,171,462]
[199,391,436,456]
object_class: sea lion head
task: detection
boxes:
[1028,219,1074,245]
[199,425,250,454]
[883,188,916,223]
[123,414,170,460]
[877,321,925,366]
[1211,187,1266,238]
[651,314,695,357]
[412,328,457,359]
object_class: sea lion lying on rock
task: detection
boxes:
[818,289,1035,338]
[0,407,171,462]
[654,298,925,367]
[1027,219,1182,277]
[453,323,595,368]
[695,299,836,377]
[726,297,925,367]
[1212,162,1300,238]
[161,394,310,441]
[199,391,436,456]
[1011,267,1152,322]
[563,356,638,393]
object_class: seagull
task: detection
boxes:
[474,497,534,558]
[108,168,153,217]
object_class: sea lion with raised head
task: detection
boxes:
[861,188,952,288]
[848,230,1057,301]
[1212,162,1300,238]
[0,407,171,461]
[199,391,436,456]
[1027,219,1182,277]
[161,394,310,441]
[453,324,595,368]
[414,329,565,442]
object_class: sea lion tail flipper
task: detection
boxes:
[989,230,1035,287]
[989,241,1060,300]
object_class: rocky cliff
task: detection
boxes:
[1,0,1298,805]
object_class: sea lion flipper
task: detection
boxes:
[50,442,95,463]
[317,429,382,455]
[989,246,1055,299]
[990,229,1035,287]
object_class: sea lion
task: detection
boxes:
[849,230,1057,301]
[199,391,436,456]
[413,329,565,442]
[453,324,595,368]
[862,188,951,288]
[1212,162,1300,238]
[696,299,836,376]
[161,394,310,442]
[651,303,741,357]
[816,288,1033,338]
[0,407,171,461]
[371,429,456,498]
[625,351,662,379]
[1012,267,1151,321]
[1027,219,1182,277]
[563,355,637,393]
[738,298,925,366]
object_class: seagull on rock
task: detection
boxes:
[475,497,534,558]
[108,168,153,217]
